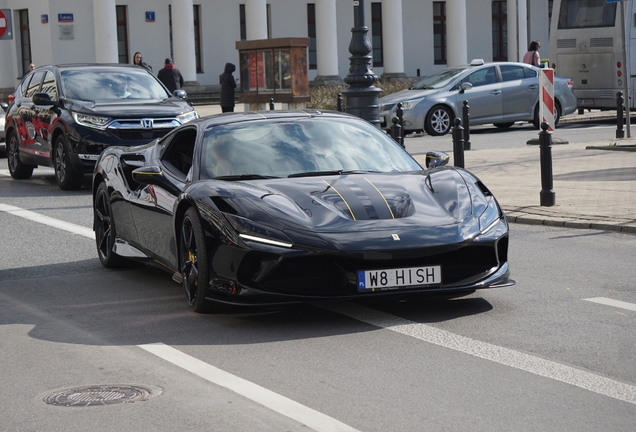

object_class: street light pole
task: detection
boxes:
[341,0,382,128]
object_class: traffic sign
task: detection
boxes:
[0,9,12,40]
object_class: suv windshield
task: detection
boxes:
[61,69,170,101]
[411,67,466,90]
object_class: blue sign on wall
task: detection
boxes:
[41,14,48,24]
[58,13,73,23]
[146,12,155,22]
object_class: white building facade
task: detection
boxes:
[0,0,552,95]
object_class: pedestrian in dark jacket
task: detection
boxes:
[133,52,152,72]
[219,62,237,113]
[158,58,184,94]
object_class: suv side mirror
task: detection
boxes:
[173,89,187,100]
[32,92,55,106]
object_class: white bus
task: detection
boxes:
[549,0,635,111]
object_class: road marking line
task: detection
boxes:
[319,301,636,406]
[138,343,360,432]
[0,203,94,238]
[583,297,636,312]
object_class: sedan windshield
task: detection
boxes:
[61,69,170,101]
[199,118,422,179]
[410,67,466,90]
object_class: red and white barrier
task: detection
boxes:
[539,68,555,132]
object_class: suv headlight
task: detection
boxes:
[177,110,199,124]
[72,112,111,130]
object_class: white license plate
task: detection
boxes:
[579,99,594,105]
[357,266,442,291]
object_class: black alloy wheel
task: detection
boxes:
[54,135,84,190]
[180,207,219,313]
[94,182,126,268]
[6,130,34,179]
[425,105,453,136]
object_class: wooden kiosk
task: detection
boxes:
[235,37,310,110]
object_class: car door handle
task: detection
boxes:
[528,85,538,90]
[491,90,501,95]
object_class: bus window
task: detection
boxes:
[557,0,617,29]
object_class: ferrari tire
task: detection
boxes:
[6,130,34,179]
[94,182,127,268]
[54,134,84,190]
[493,122,515,129]
[425,105,453,136]
[180,207,221,313]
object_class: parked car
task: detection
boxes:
[0,102,7,157]
[378,60,577,136]
[93,110,514,313]
[5,64,198,190]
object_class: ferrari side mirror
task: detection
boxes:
[425,151,450,168]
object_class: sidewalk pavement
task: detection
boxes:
[192,103,636,234]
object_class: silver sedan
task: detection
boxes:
[379,60,578,136]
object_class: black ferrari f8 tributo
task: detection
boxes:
[92,110,514,312]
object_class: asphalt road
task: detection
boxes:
[1,121,635,431]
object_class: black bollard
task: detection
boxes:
[616,91,625,139]
[539,122,556,206]
[396,102,405,148]
[390,117,404,148]
[462,100,471,150]
[269,98,275,110]
[337,93,343,112]
[452,118,465,168]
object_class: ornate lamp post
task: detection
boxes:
[341,0,382,128]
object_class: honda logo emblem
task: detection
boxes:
[141,119,153,129]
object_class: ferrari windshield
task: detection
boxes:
[410,67,465,89]
[200,118,422,179]
[61,69,170,101]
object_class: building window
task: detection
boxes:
[492,1,507,61]
[239,4,270,39]
[307,4,317,70]
[194,5,202,72]
[116,6,129,64]
[433,2,446,65]
[19,10,32,76]
[240,5,246,41]
[371,3,383,67]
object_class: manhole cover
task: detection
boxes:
[43,385,153,407]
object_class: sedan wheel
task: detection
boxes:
[425,105,453,136]
[533,103,562,130]
[6,130,34,179]
[94,182,126,268]
[54,135,84,190]
[180,207,220,313]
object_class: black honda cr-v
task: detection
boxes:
[5,64,198,190]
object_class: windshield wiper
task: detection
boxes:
[214,174,280,181]
[288,170,380,178]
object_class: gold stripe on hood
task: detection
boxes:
[364,177,395,219]
[322,179,357,221]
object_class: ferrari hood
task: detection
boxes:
[217,170,472,233]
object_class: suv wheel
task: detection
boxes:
[6,130,34,179]
[54,135,84,190]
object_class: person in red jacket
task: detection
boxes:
[157,58,184,94]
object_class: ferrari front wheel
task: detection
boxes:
[180,207,219,313]
[94,182,127,268]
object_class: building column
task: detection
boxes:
[507,0,518,62]
[313,0,342,86]
[446,0,467,67]
[518,0,528,62]
[246,0,268,40]
[380,0,407,81]
[93,0,118,63]
[171,0,198,85]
